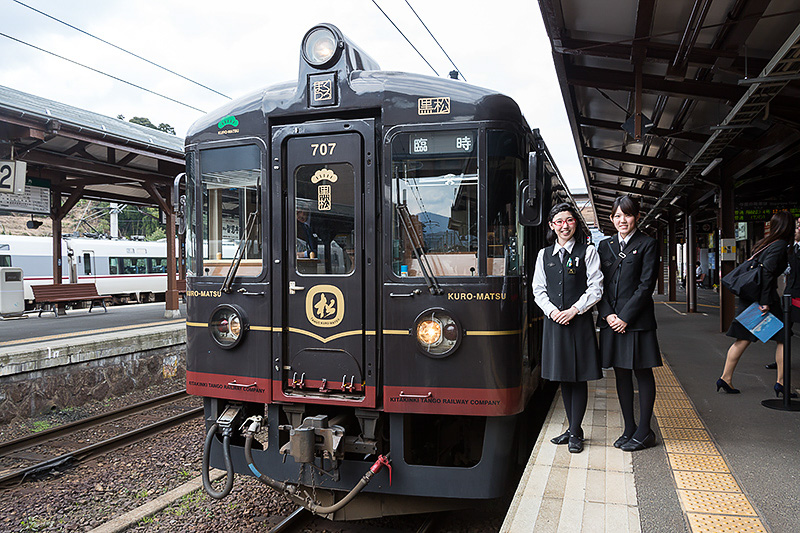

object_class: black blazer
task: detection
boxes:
[752,239,790,308]
[788,243,800,299]
[596,231,658,331]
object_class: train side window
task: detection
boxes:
[390,130,478,277]
[109,258,119,275]
[487,130,523,276]
[199,144,262,277]
[148,258,167,273]
[83,253,92,275]
[0,254,10,267]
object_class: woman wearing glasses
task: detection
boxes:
[533,203,603,453]
[597,195,661,451]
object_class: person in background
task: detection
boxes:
[598,195,661,452]
[718,210,796,397]
[533,203,603,454]
[695,261,705,288]
[767,219,800,369]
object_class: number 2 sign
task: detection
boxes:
[0,161,26,195]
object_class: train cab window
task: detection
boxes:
[83,253,92,275]
[391,130,478,277]
[199,144,262,277]
[294,162,356,275]
[487,130,523,276]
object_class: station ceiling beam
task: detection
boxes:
[583,147,685,172]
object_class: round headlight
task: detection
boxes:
[303,27,341,67]
[209,304,248,349]
[414,309,461,357]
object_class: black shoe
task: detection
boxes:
[775,383,799,398]
[620,430,656,452]
[568,434,584,454]
[716,378,740,394]
[550,430,570,445]
[766,362,778,370]
[613,434,633,448]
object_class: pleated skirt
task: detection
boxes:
[600,327,662,369]
[541,312,602,383]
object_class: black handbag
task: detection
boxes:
[722,252,763,301]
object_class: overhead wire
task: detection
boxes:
[404,0,466,81]
[370,0,439,77]
[0,32,206,113]
[12,0,230,100]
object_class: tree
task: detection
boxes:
[128,116,176,135]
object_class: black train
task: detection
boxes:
[183,23,583,519]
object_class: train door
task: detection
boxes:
[272,120,377,407]
[82,251,96,281]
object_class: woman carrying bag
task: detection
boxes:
[718,210,796,397]
[598,196,661,452]
[532,203,603,454]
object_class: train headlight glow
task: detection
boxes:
[414,309,461,357]
[303,26,341,67]
[209,304,248,349]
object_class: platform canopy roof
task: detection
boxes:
[538,0,800,233]
[0,84,184,213]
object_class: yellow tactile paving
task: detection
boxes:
[686,513,767,533]
[653,361,769,532]
[663,440,719,456]
[677,491,757,516]
[668,454,730,473]
[657,416,705,429]
[660,427,712,441]
[673,470,740,493]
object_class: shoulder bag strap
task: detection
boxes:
[606,237,643,274]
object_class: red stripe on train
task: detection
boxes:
[383,385,523,416]
[186,370,270,402]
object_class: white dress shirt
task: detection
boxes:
[532,238,604,319]
[618,228,637,249]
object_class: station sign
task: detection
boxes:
[720,238,736,261]
[0,160,26,195]
[0,176,50,215]
[735,202,800,222]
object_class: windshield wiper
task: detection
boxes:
[221,211,259,294]
[396,203,442,295]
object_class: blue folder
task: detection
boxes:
[735,302,783,343]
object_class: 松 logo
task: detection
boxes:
[305,285,345,328]
[217,116,239,129]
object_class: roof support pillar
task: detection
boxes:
[657,225,665,295]
[144,181,180,317]
[687,211,698,313]
[51,189,62,287]
[668,209,677,301]
[719,175,736,331]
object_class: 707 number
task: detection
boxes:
[311,143,336,156]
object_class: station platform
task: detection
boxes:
[0,302,185,353]
[503,289,800,532]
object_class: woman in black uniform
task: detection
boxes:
[533,203,603,453]
[718,210,795,397]
[598,196,661,452]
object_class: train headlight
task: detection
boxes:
[209,304,248,349]
[302,26,342,68]
[414,309,461,357]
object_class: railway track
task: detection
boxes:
[0,389,202,488]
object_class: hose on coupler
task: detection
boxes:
[242,419,391,516]
[202,422,235,499]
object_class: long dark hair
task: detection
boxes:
[546,202,583,244]
[752,210,795,256]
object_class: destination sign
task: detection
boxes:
[409,131,475,155]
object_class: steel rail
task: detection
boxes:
[0,390,189,457]
[0,405,203,488]
[267,508,312,533]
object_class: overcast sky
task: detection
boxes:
[0,0,585,192]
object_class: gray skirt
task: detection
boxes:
[600,327,662,369]
[541,312,602,383]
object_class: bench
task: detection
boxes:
[32,283,112,318]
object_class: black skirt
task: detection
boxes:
[600,327,662,369]
[541,312,602,382]
[726,298,786,343]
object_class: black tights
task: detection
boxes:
[614,367,656,440]
[561,381,588,437]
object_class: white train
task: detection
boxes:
[0,235,172,305]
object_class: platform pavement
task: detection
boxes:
[503,287,800,532]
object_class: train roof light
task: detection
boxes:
[303,26,342,68]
